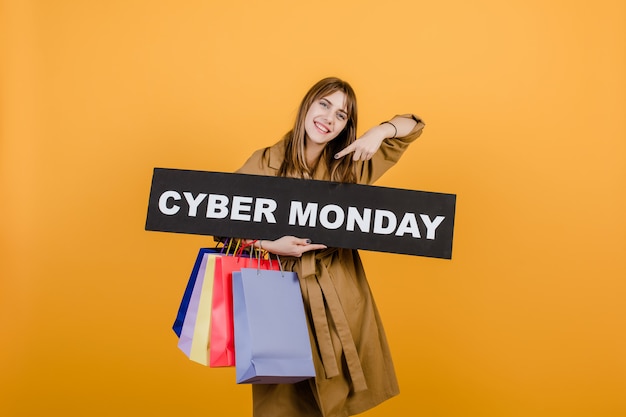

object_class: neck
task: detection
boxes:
[305,144,325,168]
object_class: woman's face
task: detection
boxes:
[304,90,349,150]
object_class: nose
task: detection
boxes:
[322,108,333,125]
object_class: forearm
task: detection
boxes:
[244,239,265,251]
[243,237,326,257]
[379,114,423,139]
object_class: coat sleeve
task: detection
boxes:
[355,114,425,185]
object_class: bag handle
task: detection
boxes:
[239,240,284,276]
[224,238,285,276]
[220,237,239,255]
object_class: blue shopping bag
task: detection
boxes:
[172,248,221,337]
[232,267,316,384]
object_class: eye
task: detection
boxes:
[319,100,329,108]
[337,112,347,121]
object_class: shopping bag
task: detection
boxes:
[209,255,279,367]
[172,248,221,337]
[187,255,221,364]
[233,268,316,384]
[177,252,221,364]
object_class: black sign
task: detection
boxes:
[145,168,456,259]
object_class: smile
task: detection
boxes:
[314,121,330,134]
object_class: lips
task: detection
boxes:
[314,121,330,134]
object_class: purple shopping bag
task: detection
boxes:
[232,268,316,384]
[177,251,221,364]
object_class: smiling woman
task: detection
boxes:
[2,1,625,416]
[234,76,425,417]
[278,77,360,182]
[304,90,350,162]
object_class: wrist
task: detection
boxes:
[257,239,269,252]
[379,121,397,139]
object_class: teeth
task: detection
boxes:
[315,122,329,133]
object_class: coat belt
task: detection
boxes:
[295,251,368,392]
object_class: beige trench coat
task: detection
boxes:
[236,115,425,417]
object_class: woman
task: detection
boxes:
[237,77,425,416]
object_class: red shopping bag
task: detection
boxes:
[209,254,280,367]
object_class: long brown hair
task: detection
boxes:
[278,77,357,183]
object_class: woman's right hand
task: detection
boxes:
[261,236,327,257]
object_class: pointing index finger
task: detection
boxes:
[334,143,355,159]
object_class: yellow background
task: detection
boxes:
[2,0,625,416]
